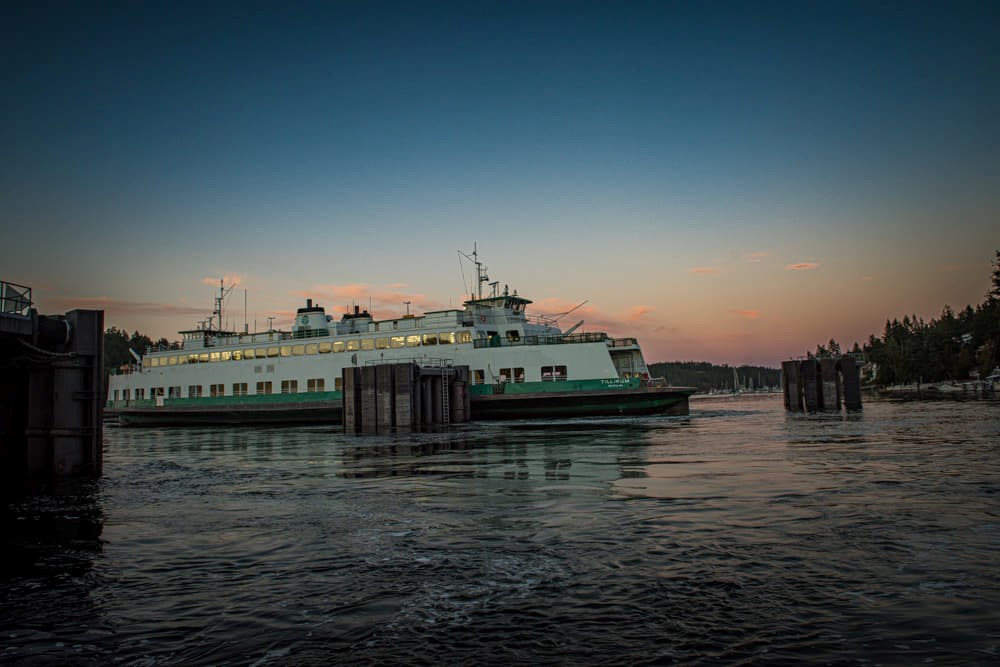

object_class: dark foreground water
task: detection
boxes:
[3,395,999,665]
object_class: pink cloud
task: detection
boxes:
[745,252,768,263]
[785,262,819,271]
[628,305,653,321]
[201,274,245,287]
[295,283,447,317]
[689,267,720,275]
[733,309,760,320]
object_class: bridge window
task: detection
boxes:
[233,383,248,396]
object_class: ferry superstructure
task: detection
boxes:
[106,252,693,424]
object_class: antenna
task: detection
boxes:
[458,243,489,300]
[403,300,411,317]
[212,278,236,332]
[267,316,275,331]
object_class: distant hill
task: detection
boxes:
[648,361,780,393]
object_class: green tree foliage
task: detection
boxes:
[824,251,1000,384]
[647,361,781,393]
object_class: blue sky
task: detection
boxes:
[4,1,998,365]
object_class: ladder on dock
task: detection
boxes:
[441,365,450,425]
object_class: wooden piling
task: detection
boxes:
[800,359,820,412]
[344,363,471,432]
[839,357,862,410]
[782,360,802,411]
[819,358,841,411]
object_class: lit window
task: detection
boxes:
[390,336,405,348]
[149,357,159,368]
[199,353,209,363]
[506,330,520,342]
[422,333,437,345]
[541,365,567,381]
[306,343,318,355]
[361,338,374,350]
[244,349,255,359]
[280,346,291,357]
[267,347,279,357]
[334,377,343,391]
[318,342,332,353]
[375,337,389,349]
[232,350,242,361]
[333,341,346,353]
[168,356,178,365]
[406,335,420,347]
[347,339,360,351]
[458,331,472,343]
[439,332,455,344]
[473,369,485,384]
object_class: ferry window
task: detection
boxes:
[178,355,187,365]
[280,346,292,357]
[318,342,332,353]
[266,364,275,373]
[198,353,209,363]
[123,389,130,400]
[334,377,343,391]
[208,352,220,362]
[390,336,405,349]
[514,367,525,382]
[392,321,399,330]
[210,384,224,397]
[254,365,263,374]
[458,331,472,344]
[375,337,389,349]
[232,350,242,361]
[506,330,520,342]
[168,356,178,365]
[113,390,119,401]
[307,378,325,392]
[267,347,279,357]
[153,387,164,397]
[188,385,202,397]
[406,335,420,347]
[136,388,144,399]
[168,386,181,398]
[473,369,485,385]
[256,381,272,395]
[149,357,158,368]
[346,339,360,352]
[361,338,374,351]
[306,343,318,355]
[244,349,255,359]
[290,344,304,356]
[281,379,298,394]
[500,368,511,382]
[439,332,455,344]
[233,382,248,396]
[422,333,437,345]
[333,341,346,353]
[541,365,567,381]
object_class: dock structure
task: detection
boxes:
[782,356,861,412]
[343,361,471,432]
[1,280,104,490]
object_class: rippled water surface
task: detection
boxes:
[3,395,999,665]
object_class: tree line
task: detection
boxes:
[647,361,781,393]
[814,250,1000,385]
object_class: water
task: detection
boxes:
[3,395,999,665]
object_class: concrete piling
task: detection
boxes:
[782,360,802,411]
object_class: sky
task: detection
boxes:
[4,1,998,366]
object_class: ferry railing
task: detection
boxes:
[1,280,32,315]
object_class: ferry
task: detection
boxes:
[105,250,695,425]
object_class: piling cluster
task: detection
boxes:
[342,362,471,432]
[1,301,104,488]
[782,357,862,412]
